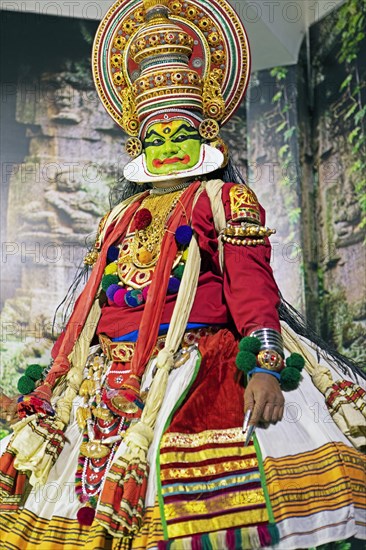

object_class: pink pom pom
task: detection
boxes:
[114,288,127,307]
[142,285,149,301]
[77,506,95,526]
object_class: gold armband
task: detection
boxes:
[222,222,276,246]
[224,184,276,246]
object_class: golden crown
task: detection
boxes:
[93,0,250,137]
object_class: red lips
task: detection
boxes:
[152,155,190,168]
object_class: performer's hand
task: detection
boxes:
[0,391,19,425]
[244,373,284,426]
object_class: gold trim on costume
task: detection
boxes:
[116,191,184,288]
[99,327,217,363]
[165,492,266,518]
[131,191,183,269]
[162,446,257,464]
[160,457,259,481]
[166,504,268,538]
[161,427,247,449]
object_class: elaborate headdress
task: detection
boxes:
[93,0,250,181]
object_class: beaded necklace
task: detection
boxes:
[150,179,191,195]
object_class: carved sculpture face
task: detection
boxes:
[143,119,202,175]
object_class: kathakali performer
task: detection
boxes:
[1,0,365,548]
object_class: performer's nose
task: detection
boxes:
[164,140,179,155]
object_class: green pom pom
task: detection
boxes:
[173,264,185,280]
[280,367,301,391]
[89,496,98,508]
[101,274,119,291]
[236,351,257,373]
[286,353,305,371]
[17,375,35,395]
[25,364,43,381]
[239,336,261,355]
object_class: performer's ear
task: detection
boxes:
[125,137,143,159]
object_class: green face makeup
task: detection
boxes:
[143,119,202,175]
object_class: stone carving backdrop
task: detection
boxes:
[0,12,126,402]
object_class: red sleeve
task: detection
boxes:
[222,183,281,336]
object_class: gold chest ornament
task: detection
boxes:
[117,190,184,289]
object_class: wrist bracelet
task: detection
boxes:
[248,367,281,381]
[257,350,284,372]
[236,336,306,391]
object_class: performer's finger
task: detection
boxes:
[271,405,282,424]
[262,402,274,423]
[250,400,265,426]
[244,388,254,415]
[278,405,284,421]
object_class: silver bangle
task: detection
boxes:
[249,328,284,358]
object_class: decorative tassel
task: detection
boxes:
[226,529,235,550]
[257,524,271,547]
[216,532,227,548]
[192,534,202,550]
[248,526,260,548]
[234,529,242,550]
[240,528,250,550]
[201,533,213,550]
[268,523,280,545]
[158,524,279,550]
[208,532,220,550]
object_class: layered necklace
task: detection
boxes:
[130,189,184,269]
